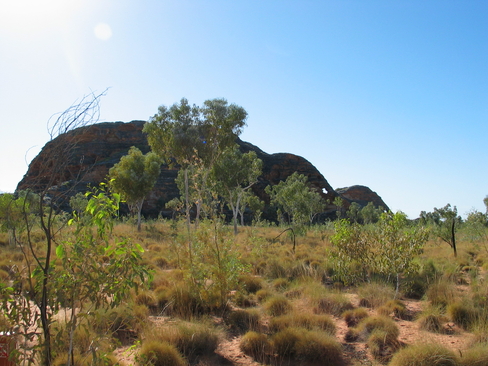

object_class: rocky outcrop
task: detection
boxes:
[17,121,387,220]
[335,185,389,211]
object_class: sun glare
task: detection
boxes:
[0,0,82,34]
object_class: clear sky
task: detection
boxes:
[1,0,487,219]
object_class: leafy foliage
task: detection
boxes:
[265,172,325,233]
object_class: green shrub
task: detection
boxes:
[240,331,270,361]
[138,341,186,366]
[389,343,458,366]
[264,295,292,316]
[342,307,369,327]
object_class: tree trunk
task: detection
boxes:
[451,220,457,257]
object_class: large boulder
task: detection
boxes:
[17,121,387,220]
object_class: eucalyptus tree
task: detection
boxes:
[265,172,325,233]
[143,98,247,227]
[109,146,161,231]
[211,147,263,234]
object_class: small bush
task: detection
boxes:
[389,343,458,366]
[240,331,270,361]
[342,307,369,327]
[357,282,395,308]
[138,340,186,366]
[227,309,260,332]
[264,295,292,316]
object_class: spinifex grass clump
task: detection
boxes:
[417,306,446,333]
[388,343,458,366]
[342,308,369,327]
[240,331,271,362]
[268,311,336,335]
[345,315,399,343]
[312,292,354,316]
[458,343,488,366]
[227,309,261,332]
[426,280,458,307]
[377,299,410,320]
[368,328,402,363]
[447,301,478,331]
[271,327,343,365]
[357,282,396,308]
[137,340,186,366]
[264,295,292,316]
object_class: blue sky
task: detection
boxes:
[1,0,487,219]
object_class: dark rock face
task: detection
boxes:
[335,185,389,211]
[17,121,387,219]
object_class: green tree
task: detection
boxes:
[360,202,383,224]
[0,92,106,365]
[421,204,461,257]
[211,147,263,234]
[265,172,325,233]
[56,183,150,365]
[346,201,362,223]
[109,146,161,231]
[143,98,247,227]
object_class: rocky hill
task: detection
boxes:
[16,121,388,220]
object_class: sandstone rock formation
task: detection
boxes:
[17,121,388,220]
